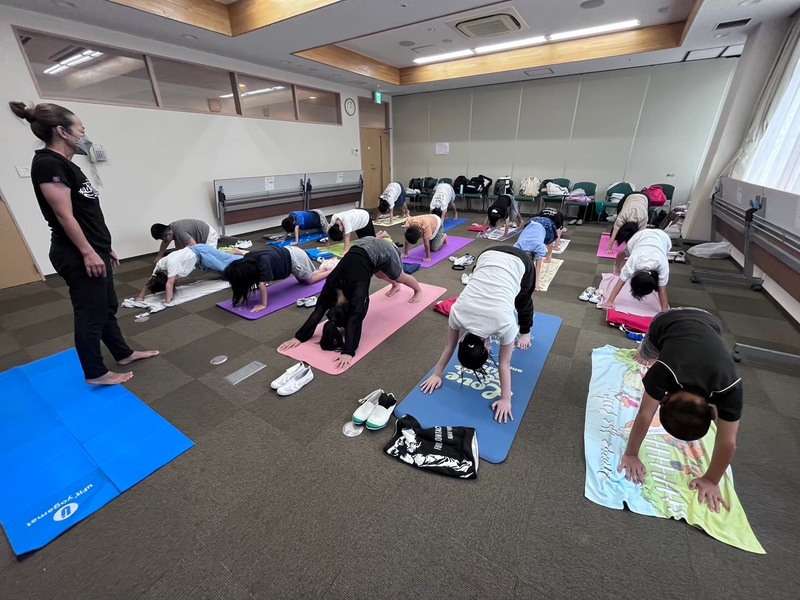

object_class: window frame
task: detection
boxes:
[13,26,342,126]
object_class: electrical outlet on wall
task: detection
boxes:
[15,166,31,178]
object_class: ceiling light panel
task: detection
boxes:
[475,35,546,54]
[412,49,474,64]
[549,19,640,41]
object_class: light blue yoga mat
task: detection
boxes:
[0,350,193,555]
[442,218,468,232]
[395,313,562,463]
[266,232,325,247]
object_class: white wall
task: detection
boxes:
[392,59,738,206]
[0,5,367,275]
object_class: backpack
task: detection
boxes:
[494,177,514,196]
[464,175,492,195]
[644,185,668,207]
[518,176,540,197]
[423,177,438,191]
[650,209,668,227]
[453,175,469,193]
[409,178,424,191]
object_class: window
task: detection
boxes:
[296,87,340,124]
[149,57,237,114]
[17,29,156,107]
[15,28,342,125]
[237,74,296,121]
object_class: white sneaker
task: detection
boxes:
[235,240,253,249]
[588,291,603,304]
[277,364,314,396]
[296,297,308,307]
[352,389,384,424]
[303,296,317,307]
[271,362,305,389]
[461,273,471,285]
[366,392,398,430]
[579,287,596,301]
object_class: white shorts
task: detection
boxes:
[205,227,219,248]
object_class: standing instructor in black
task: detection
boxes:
[9,102,158,385]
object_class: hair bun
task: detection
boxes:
[9,101,35,123]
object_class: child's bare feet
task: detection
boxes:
[86,371,134,385]
[117,350,160,365]
[442,234,448,245]
[386,284,401,297]
[409,291,422,304]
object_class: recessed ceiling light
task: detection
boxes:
[738,0,760,6]
[53,0,77,8]
[475,35,547,54]
[412,49,474,65]
[580,0,605,8]
[399,40,416,47]
[549,19,640,41]
[182,34,198,40]
[657,6,669,14]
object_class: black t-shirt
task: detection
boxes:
[642,309,742,421]
[31,148,112,254]
[248,247,292,283]
[538,207,564,229]
[488,195,512,218]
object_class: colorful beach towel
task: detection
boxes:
[584,345,764,554]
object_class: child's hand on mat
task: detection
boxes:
[334,354,353,369]
[279,338,302,351]
[517,333,531,350]
[420,374,442,393]
[250,304,267,313]
[689,478,730,513]
[491,399,513,423]
[423,257,431,263]
[633,348,654,368]
[618,454,646,484]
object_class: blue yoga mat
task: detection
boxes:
[0,350,193,555]
[442,218,468,232]
[266,232,325,247]
[306,248,334,261]
[394,313,562,463]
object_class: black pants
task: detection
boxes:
[355,221,376,239]
[50,245,133,379]
[479,246,536,335]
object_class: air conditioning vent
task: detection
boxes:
[524,67,554,78]
[411,45,443,56]
[456,13,521,38]
[715,19,751,30]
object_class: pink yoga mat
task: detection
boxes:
[217,278,326,320]
[597,232,625,259]
[597,273,661,317]
[404,236,473,268]
[278,283,447,374]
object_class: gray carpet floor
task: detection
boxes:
[1,219,798,600]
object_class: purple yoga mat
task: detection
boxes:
[403,236,474,268]
[216,278,326,320]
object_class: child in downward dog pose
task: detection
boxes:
[604,192,649,255]
[421,246,535,423]
[513,219,554,291]
[600,228,671,311]
[223,245,331,313]
[619,308,743,513]
[483,193,524,239]
[377,181,411,225]
[429,182,457,221]
[327,208,375,254]
[403,213,447,263]
[279,237,422,369]
[534,207,566,260]
[280,209,329,245]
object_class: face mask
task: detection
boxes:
[74,136,94,156]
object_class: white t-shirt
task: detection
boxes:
[155,247,197,279]
[448,251,525,345]
[332,209,370,234]
[621,229,672,286]
[380,182,403,208]
[430,183,455,211]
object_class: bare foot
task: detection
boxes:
[409,291,422,304]
[442,234,448,245]
[87,371,134,385]
[117,350,160,365]
[385,285,401,297]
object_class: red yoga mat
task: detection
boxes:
[278,283,447,374]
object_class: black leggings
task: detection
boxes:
[478,246,536,335]
[355,221,376,238]
[50,245,133,379]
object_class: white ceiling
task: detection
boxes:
[2,0,799,96]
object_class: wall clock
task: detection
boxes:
[344,97,356,116]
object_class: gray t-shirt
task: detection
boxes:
[170,219,210,248]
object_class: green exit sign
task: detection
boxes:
[373,91,382,104]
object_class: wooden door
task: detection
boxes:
[0,191,42,288]
[359,128,391,209]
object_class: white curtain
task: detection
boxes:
[730,14,800,192]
